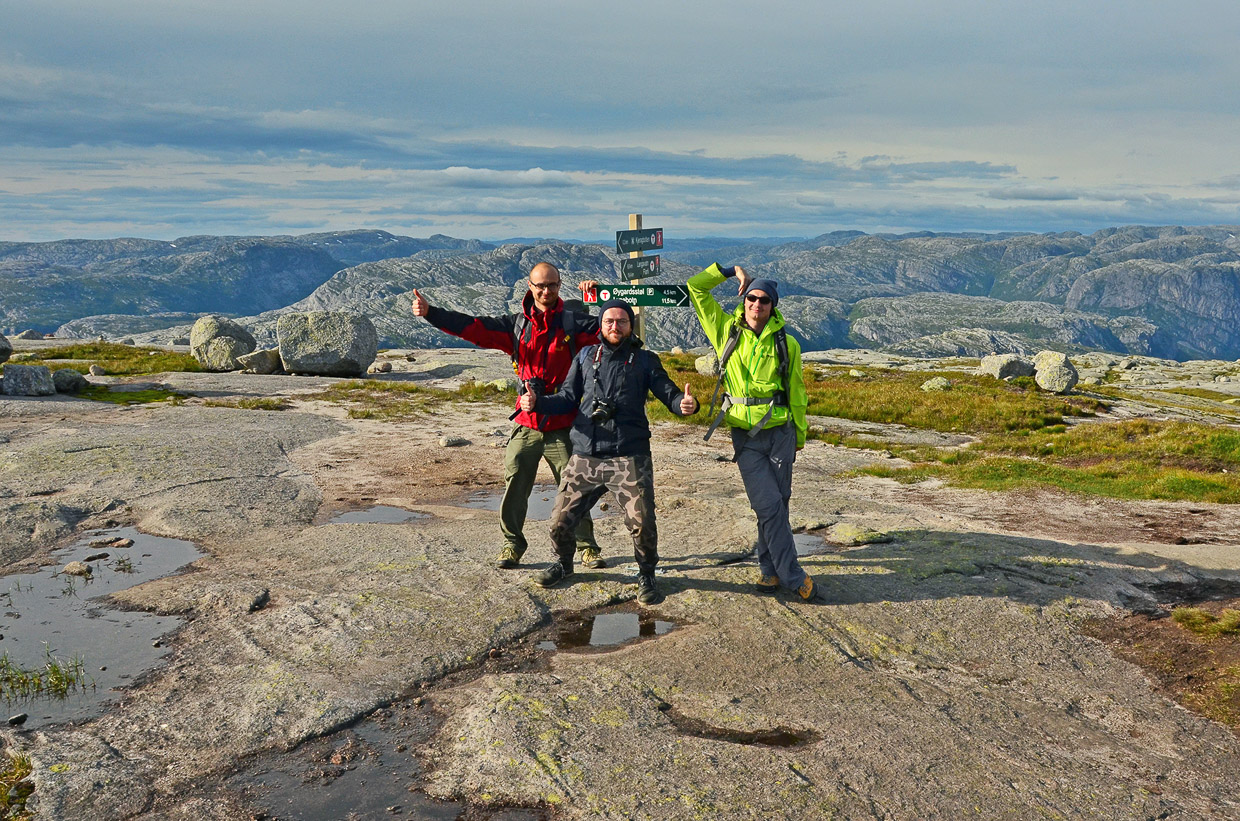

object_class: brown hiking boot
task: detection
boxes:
[580,547,607,569]
[797,575,825,603]
[495,545,523,569]
[754,574,779,594]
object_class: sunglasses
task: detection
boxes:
[744,294,772,305]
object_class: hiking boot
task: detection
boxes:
[537,560,574,588]
[580,547,607,569]
[797,575,825,603]
[495,545,523,569]
[636,572,662,605]
[754,574,779,594]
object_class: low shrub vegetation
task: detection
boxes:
[1172,607,1240,639]
[202,397,289,411]
[864,419,1240,503]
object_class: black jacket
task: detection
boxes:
[536,337,689,458]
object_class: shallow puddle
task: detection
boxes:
[459,484,613,521]
[540,610,677,652]
[0,527,203,728]
[794,532,830,555]
[328,506,431,525]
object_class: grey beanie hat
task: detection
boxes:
[743,278,780,308]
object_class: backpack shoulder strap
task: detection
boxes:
[703,323,743,440]
[774,328,790,400]
[510,313,530,371]
[560,307,579,359]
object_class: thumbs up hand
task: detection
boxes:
[680,383,699,416]
[410,288,429,316]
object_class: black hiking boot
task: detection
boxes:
[636,572,662,605]
[537,560,574,588]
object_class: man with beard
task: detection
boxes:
[411,263,606,569]
[520,299,699,604]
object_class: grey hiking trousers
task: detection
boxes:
[732,422,807,590]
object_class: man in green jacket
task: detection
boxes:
[687,263,821,602]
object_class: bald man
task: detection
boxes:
[411,263,606,569]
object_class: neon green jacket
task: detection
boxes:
[688,264,808,447]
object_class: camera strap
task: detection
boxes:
[591,343,635,406]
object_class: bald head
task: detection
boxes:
[527,262,562,311]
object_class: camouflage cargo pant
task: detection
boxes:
[549,453,658,572]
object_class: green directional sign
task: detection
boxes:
[620,255,660,280]
[595,284,688,308]
[616,227,663,254]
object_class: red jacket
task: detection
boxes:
[422,292,600,430]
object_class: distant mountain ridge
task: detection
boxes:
[5,225,1239,360]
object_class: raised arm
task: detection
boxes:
[687,263,740,353]
[411,289,518,355]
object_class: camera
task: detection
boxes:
[588,399,615,423]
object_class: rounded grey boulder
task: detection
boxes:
[52,368,90,394]
[277,311,377,377]
[190,316,257,372]
[1032,350,1079,394]
[0,332,10,363]
[1,364,56,396]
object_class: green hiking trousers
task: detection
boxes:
[502,425,597,554]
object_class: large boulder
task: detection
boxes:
[978,354,1034,380]
[190,316,256,372]
[52,368,90,394]
[277,311,377,377]
[1032,350,1079,394]
[1,364,56,396]
[15,329,42,340]
[0,332,10,363]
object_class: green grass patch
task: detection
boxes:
[306,378,516,420]
[864,418,1240,503]
[78,385,189,406]
[0,648,92,700]
[16,342,200,375]
[0,751,34,820]
[1172,607,1240,639]
[202,397,289,411]
[801,369,1103,433]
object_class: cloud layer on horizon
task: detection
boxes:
[3,1,1239,241]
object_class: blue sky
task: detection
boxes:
[3,0,1239,241]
